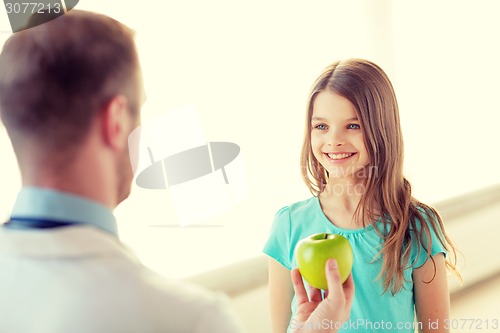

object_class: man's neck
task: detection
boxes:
[20,156,117,209]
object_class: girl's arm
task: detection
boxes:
[268,257,294,333]
[413,253,450,333]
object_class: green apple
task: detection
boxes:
[295,233,353,290]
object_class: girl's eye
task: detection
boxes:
[314,124,327,130]
[347,124,360,130]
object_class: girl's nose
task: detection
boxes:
[327,129,345,147]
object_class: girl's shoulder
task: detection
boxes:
[274,196,319,220]
[408,201,442,232]
[407,201,449,268]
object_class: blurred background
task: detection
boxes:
[1,1,499,332]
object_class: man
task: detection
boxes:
[0,10,353,333]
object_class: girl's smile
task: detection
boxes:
[323,151,357,162]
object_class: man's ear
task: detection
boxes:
[101,95,129,151]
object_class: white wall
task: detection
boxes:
[392,0,500,202]
[116,0,395,279]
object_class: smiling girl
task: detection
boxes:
[263,59,460,333]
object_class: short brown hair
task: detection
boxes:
[0,10,139,152]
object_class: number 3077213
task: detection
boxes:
[4,2,62,14]
[444,318,499,331]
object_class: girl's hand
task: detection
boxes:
[290,259,354,333]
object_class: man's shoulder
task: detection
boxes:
[123,263,244,332]
[0,226,243,332]
[78,228,243,331]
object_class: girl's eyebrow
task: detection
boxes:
[311,116,326,121]
[311,116,359,121]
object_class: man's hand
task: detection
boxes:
[290,259,354,333]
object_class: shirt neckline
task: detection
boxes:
[10,187,118,236]
[313,196,380,235]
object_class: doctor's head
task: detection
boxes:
[0,10,144,207]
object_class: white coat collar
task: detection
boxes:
[0,225,138,261]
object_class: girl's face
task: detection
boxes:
[310,90,370,181]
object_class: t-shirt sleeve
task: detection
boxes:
[411,208,448,269]
[262,206,293,270]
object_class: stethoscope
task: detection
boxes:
[3,217,78,230]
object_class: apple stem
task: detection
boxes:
[324,234,328,239]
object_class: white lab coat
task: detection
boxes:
[0,225,244,333]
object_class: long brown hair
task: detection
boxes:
[300,58,460,294]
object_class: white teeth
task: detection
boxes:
[327,153,354,160]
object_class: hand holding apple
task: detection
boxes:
[295,233,353,290]
[290,260,355,333]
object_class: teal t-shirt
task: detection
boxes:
[263,197,447,333]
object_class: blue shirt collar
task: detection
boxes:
[10,187,118,236]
